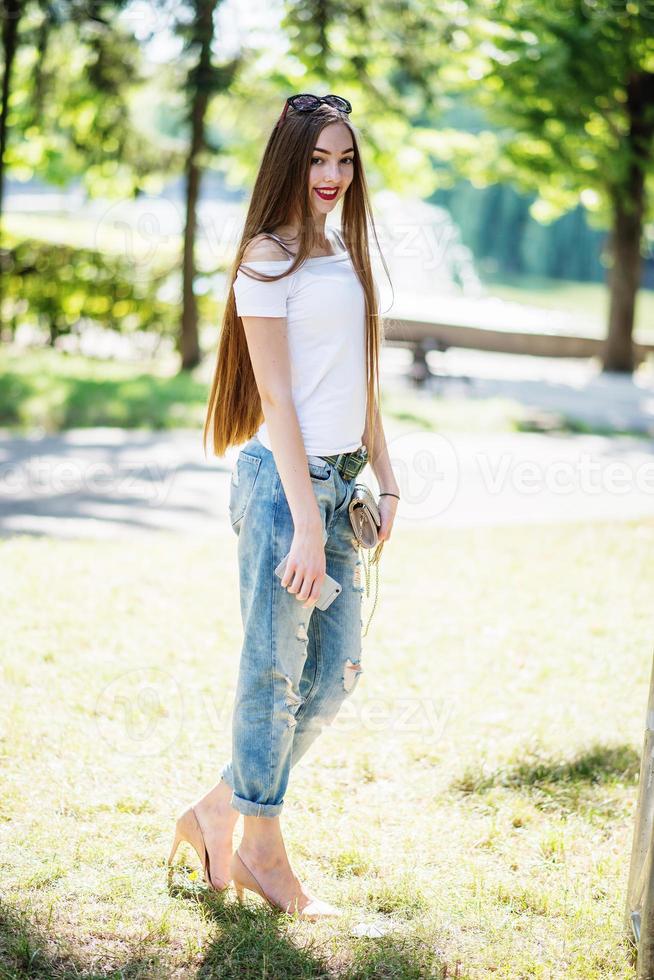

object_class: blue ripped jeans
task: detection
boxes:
[220,435,365,817]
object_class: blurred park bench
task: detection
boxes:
[383,310,654,383]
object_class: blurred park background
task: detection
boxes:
[2,1,654,978]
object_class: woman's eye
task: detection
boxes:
[310,157,354,165]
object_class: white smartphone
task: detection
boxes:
[274,553,342,610]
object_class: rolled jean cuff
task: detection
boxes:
[230,792,284,818]
[220,763,284,817]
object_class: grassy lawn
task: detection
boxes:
[3,345,653,441]
[1,518,652,978]
[0,347,209,432]
[0,346,531,437]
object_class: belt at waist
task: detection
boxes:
[315,444,369,480]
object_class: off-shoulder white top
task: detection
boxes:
[232,230,367,456]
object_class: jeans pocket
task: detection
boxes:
[229,451,262,530]
[307,459,332,482]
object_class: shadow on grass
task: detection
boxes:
[451,742,640,815]
[0,878,453,979]
[195,889,451,980]
[0,899,159,979]
[183,886,334,979]
[0,886,334,980]
[175,855,458,979]
[345,941,459,980]
[168,874,451,979]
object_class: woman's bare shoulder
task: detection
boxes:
[242,233,295,263]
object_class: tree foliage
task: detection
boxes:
[6,0,177,197]
[450,0,654,223]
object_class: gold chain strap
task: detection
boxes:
[360,540,384,637]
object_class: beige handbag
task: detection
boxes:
[348,482,384,636]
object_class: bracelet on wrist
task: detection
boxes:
[379,491,400,499]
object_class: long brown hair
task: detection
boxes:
[202,100,389,467]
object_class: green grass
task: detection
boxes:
[0,346,209,432]
[0,346,531,437]
[2,345,626,439]
[1,518,652,977]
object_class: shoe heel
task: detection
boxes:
[230,850,272,907]
[167,828,182,867]
[168,807,195,867]
[168,806,229,892]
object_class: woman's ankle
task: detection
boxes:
[238,837,289,871]
[197,778,237,817]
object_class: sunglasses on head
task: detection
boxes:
[276,93,352,127]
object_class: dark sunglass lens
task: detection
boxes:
[290,94,321,111]
[323,95,351,113]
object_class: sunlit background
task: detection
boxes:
[2,3,654,977]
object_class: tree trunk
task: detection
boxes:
[179,0,218,372]
[0,0,21,329]
[0,0,21,223]
[604,192,644,372]
[603,73,654,373]
[181,150,201,370]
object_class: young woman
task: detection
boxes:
[168,93,400,920]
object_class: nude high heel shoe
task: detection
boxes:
[168,805,229,892]
[230,848,341,920]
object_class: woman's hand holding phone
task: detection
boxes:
[278,525,326,609]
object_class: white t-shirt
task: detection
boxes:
[232,234,367,456]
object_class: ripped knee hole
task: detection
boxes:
[284,674,304,728]
[343,658,363,693]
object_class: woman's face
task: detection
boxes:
[307,122,355,214]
